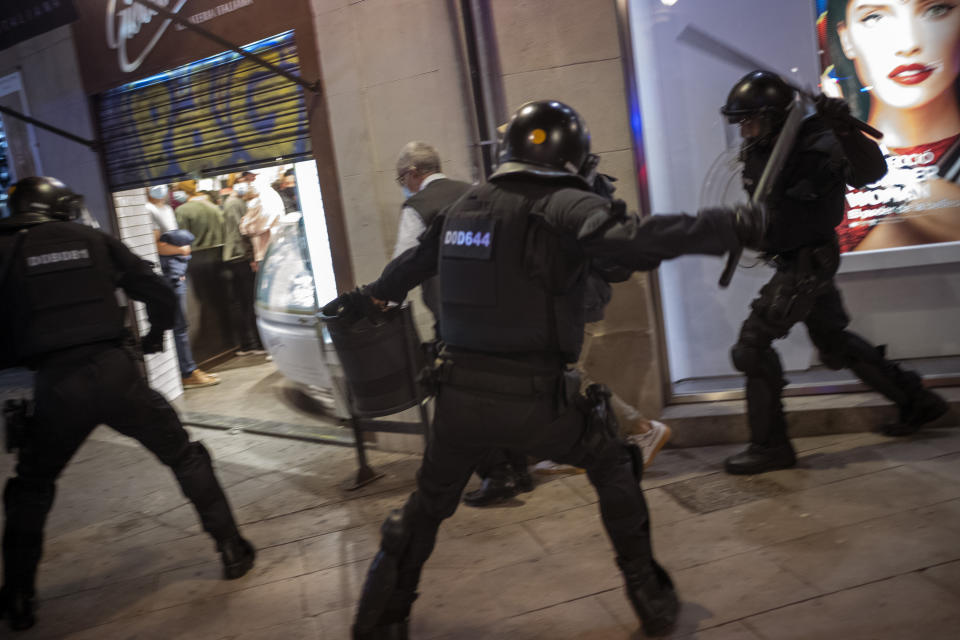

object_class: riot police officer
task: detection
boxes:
[0,177,255,631]
[720,71,949,475]
[332,101,763,638]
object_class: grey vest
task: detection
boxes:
[403,178,472,335]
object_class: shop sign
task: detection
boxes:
[0,0,77,52]
[73,0,301,94]
[96,31,310,189]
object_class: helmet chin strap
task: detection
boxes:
[739,112,786,156]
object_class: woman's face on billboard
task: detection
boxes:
[839,0,960,109]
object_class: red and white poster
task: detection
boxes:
[815,0,960,253]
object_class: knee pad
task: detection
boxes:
[731,344,766,376]
[172,441,211,467]
[380,508,409,556]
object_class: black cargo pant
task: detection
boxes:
[733,239,926,446]
[223,259,262,351]
[370,353,655,610]
[2,344,240,593]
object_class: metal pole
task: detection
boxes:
[0,104,97,150]
[131,0,320,94]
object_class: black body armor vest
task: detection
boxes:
[0,219,126,365]
[438,182,588,363]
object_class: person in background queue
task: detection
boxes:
[327,100,765,639]
[146,184,220,389]
[0,177,254,632]
[222,174,265,356]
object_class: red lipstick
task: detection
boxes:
[888,64,934,86]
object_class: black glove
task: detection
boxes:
[700,203,766,250]
[141,329,165,354]
[815,94,854,135]
[591,172,618,200]
[321,287,382,326]
[732,202,766,250]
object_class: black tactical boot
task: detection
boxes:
[463,475,518,507]
[514,467,534,493]
[724,442,796,475]
[354,591,416,640]
[883,390,950,437]
[0,586,36,631]
[353,619,409,640]
[219,535,256,579]
[617,558,679,637]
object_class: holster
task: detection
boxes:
[768,239,838,326]
[3,398,33,453]
[576,383,619,440]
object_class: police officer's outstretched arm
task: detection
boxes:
[366,213,443,303]
[322,213,443,324]
[105,234,176,350]
[569,194,759,269]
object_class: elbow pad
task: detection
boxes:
[577,199,627,243]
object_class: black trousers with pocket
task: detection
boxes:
[3,344,239,593]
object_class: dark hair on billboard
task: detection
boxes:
[825,0,871,121]
[826,0,960,127]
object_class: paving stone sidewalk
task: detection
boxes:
[1,423,959,639]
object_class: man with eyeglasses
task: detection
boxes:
[392,142,472,338]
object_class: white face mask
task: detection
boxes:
[172,190,188,204]
[234,182,249,196]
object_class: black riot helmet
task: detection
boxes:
[492,100,591,182]
[8,176,84,221]
[720,70,796,142]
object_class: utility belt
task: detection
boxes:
[428,352,565,398]
[424,349,615,429]
[760,238,841,327]
[771,236,840,280]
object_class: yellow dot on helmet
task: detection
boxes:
[529,129,547,144]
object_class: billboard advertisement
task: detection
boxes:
[815,0,960,253]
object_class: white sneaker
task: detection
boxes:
[627,420,672,470]
[532,460,584,475]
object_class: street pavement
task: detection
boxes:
[1,419,959,639]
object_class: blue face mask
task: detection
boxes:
[401,186,414,200]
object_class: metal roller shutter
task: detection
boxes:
[96,30,310,189]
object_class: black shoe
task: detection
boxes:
[883,390,950,437]
[219,535,256,579]
[618,559,679,637]
[463,476,518,507]
[0,586,36,631]
[724,443,796,475]
[515,468,534,493]
[353,619,409,640]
